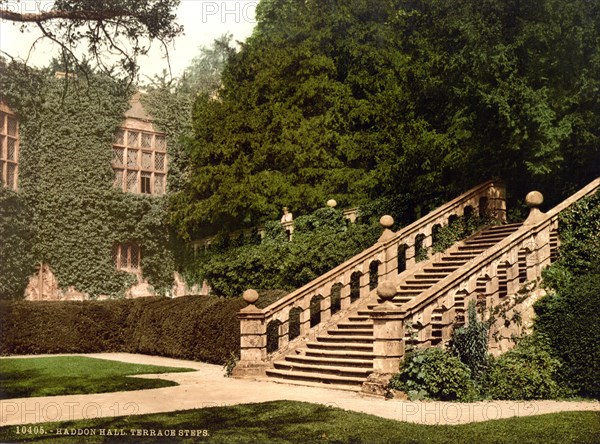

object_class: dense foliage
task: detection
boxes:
[533,191,600,398]
[389,347,478,401]
[172,0,600,237]
[0,60,176,299]
[392,334,569,401]
[544,191,600,287]
[535,274,600,398]
[0,189,35,299]
[483,336,567,400]
[185,207,381,297]
[451,301,490,380]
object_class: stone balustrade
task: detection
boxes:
[233,180,507,378]
[372,177,600,377]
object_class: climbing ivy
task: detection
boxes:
[186,207,381,297]
[0,188,35,299]
[0,59,175,299]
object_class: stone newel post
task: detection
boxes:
[523,191,552,273]
[361,281,406,397]
[232,289,268,378]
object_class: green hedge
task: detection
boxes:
[0,291,286,364]
[534,273,600,398]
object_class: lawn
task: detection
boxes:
[0,356,195,399]
[0,401,598,443]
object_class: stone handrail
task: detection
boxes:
[232,180,507,377]
[399,177,600,349]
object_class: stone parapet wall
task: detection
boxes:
[399,177,599,353]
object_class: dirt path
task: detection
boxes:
[1,353,598,427]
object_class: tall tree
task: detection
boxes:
[173,0,600,238]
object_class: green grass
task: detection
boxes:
[0,401,598,443]
[0,356,195,399]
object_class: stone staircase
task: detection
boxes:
[265,223,522,390]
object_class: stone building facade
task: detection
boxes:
[1,94,203,301]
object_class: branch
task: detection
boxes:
[0,8,127,23]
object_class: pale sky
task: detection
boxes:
[0,0,258,80]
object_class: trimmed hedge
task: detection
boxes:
[0,290,287,365]
[534,273,600,398]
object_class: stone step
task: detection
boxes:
[457,245,488,252]
[300,348,375,360]
[399,284,430,290]
[348,315,370,322]
[327,328,373,336]
[284,355,374,368]
[404,278,439,285]
[337,321,373,330]
[439,257,470,264]
[447,251,479,257]
[273,361,372,378]
[413,272,448,279]
[485,223,522,231]
[389,297,414,305]
[306,341,373,352]
[263,377,363,392]
[463,240,499,248]
[317,335,373,344]
[423,266,458,273]
[265,368,366,388]
[432,261,466,267]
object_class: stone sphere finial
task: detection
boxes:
[525,191,544,207]
[379,215,394,228]
[243,289,259,305]
[327,199,337,208]
[377,281,397,302]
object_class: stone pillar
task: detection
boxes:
[487,181,507,223]
[371,303,405,373]
[522,191,552,278]
[232,290,268,378]
[340,283,352,310]
[384,244,398,279]
[361,281,406,397]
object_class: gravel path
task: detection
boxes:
[1,353,598,427]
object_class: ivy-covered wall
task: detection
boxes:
[0,61,176,299]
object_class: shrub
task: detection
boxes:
[0,292,285,365]
[389,347,478,401]
[190,208,380,297]
[451,301,490,379]
[534,273,600,398]
[483,336,568,400]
